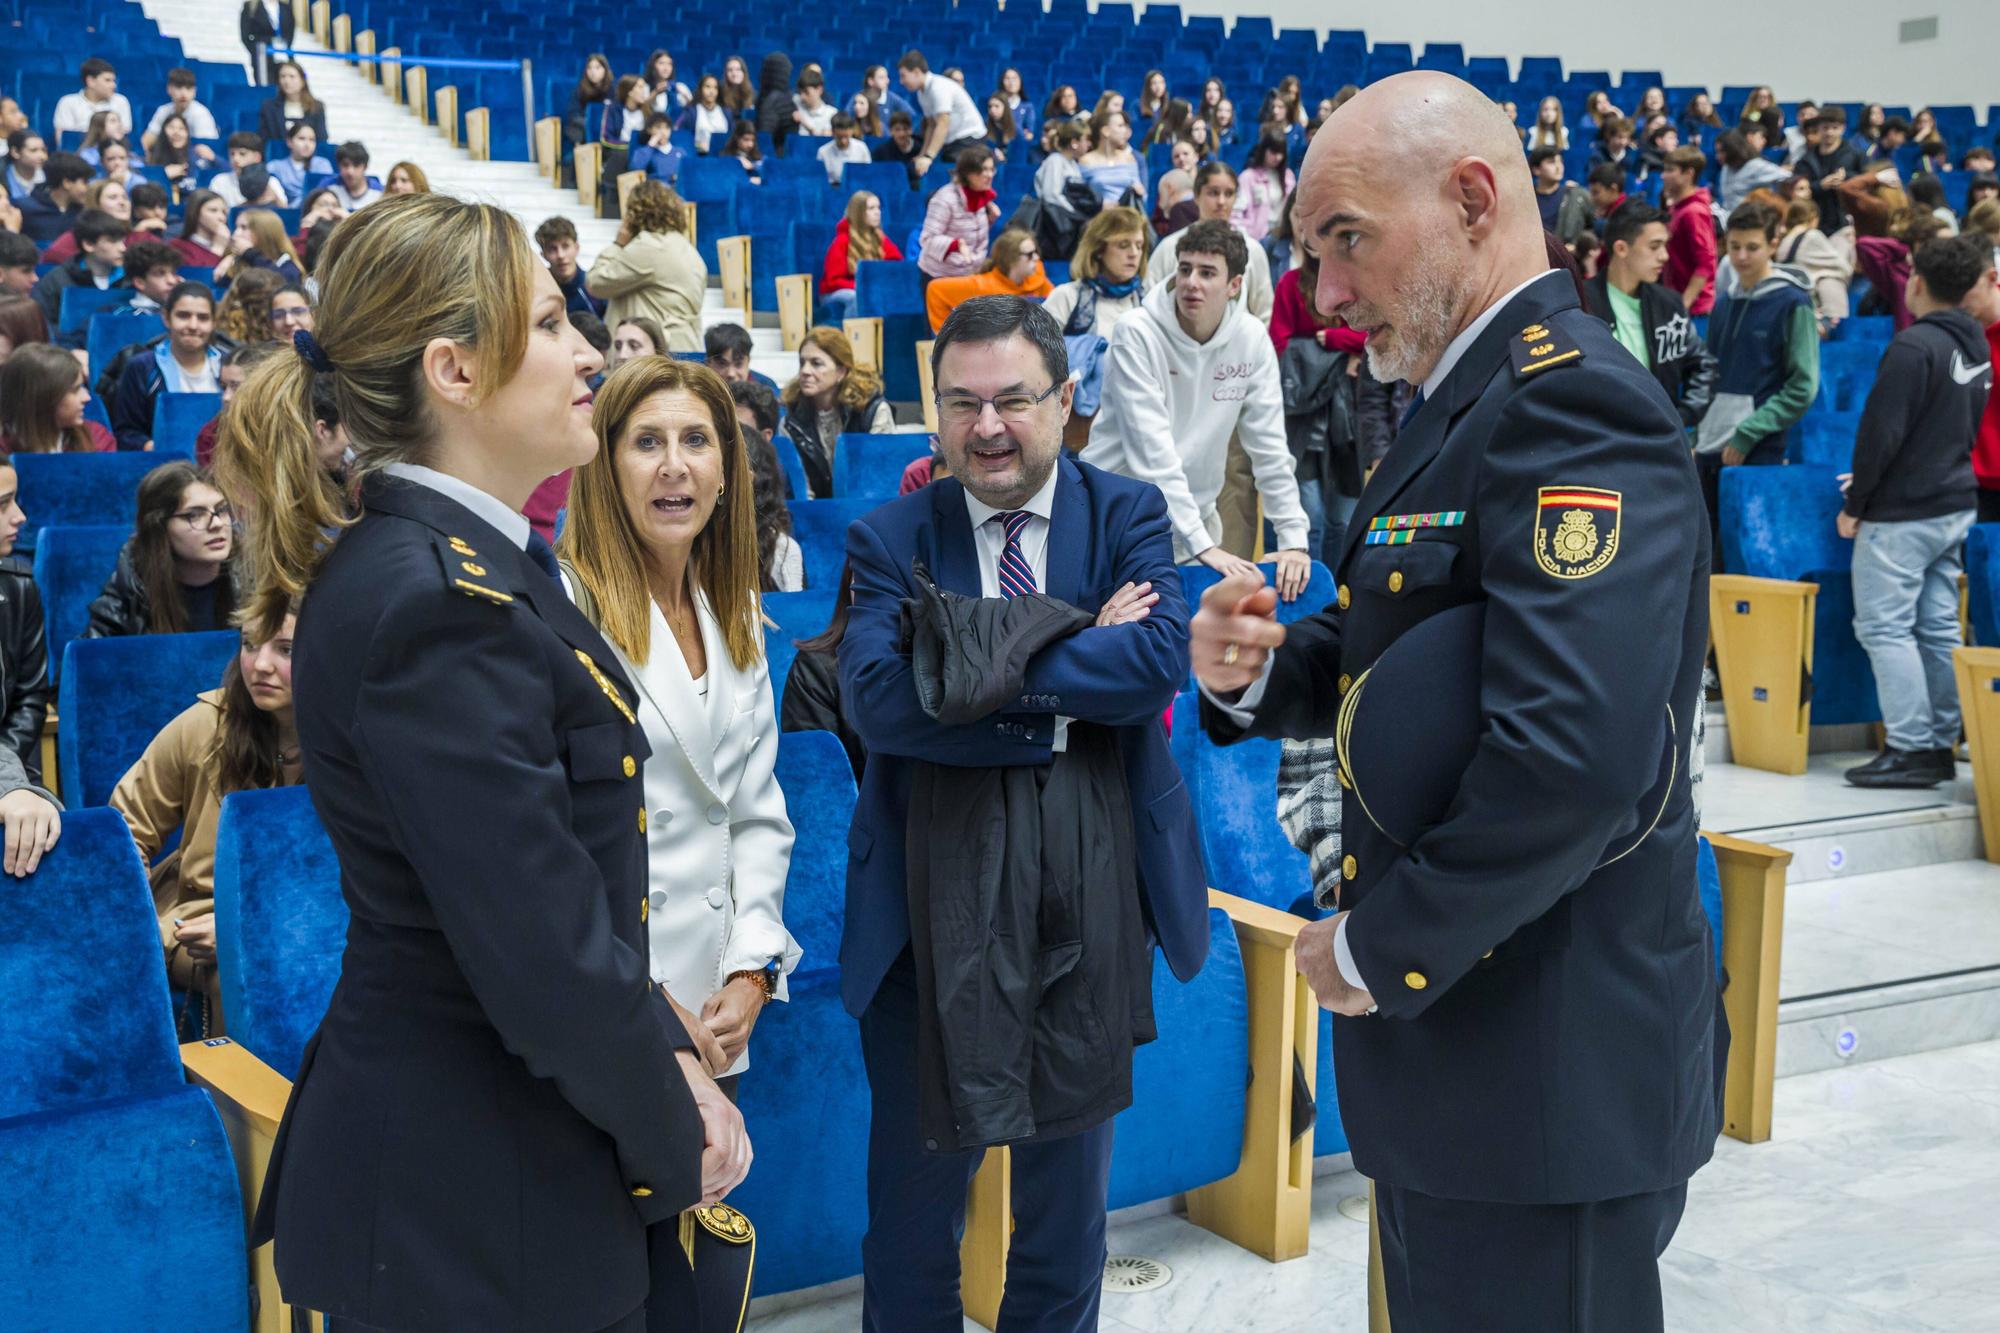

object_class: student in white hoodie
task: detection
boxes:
[1085,219,1314,601]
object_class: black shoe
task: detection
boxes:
[1920,748,1959,782]
[1844,748,1944,789]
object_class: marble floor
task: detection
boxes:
[750,1040,2000,1332]
[1702,750,1973,837]
[1781,859,2000,998]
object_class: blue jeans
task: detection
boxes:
[816,287,858,326]
[1282,478,1358,569]
[1851,510,1975,751]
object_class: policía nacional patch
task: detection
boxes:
[1534,486,1620,579]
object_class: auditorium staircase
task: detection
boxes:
[1703,706,2000,1076]
[135,0,799,384]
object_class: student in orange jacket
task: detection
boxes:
[924,226,1053,332]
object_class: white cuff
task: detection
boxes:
[1196,653,1276,728]
[1333,913,1372,995]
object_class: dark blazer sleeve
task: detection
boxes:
[257,98,284,144]
[109,357,154,451]
[1347,365,1700,1020]
[2,579,49,783]
[348,588,704,1217]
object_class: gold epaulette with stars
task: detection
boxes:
[1508,319,1585,379]
[430,532,514,606]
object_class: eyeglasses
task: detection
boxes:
[271,304,311,327]
[173,503,234,529]
[935,382,1061,424]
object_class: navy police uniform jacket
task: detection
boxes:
[251,476,704,1331]
[1204,271,1720,1206]
[838,455,1211,1016]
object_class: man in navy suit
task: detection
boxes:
[839,296,1209,1332]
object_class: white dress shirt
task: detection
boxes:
[1200,267,1556,996]
[381,463,531,549]
[963,464,1069,751]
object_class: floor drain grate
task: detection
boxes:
[1102,1254,1173,1293]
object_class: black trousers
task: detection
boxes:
[1375,1180,1689,1333]
[859,958,1113,1333]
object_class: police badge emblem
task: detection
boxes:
[1534,486,1621,579]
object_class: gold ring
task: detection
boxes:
[1222,642,1240,666]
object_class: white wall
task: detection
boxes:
[1151,0,1998,109]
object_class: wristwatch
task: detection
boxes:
[727,966,777,1000]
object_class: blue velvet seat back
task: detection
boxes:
[59,631,240,808]
[1173,695,1314,916]
[1696,835,1725,980]
[151,392,223,456]
[0,808,247,1329]
[787,498,876,594]
[14,450,192,555]
[1178,560,1335,689]
[214,787,347,1081]
[772,728,853,970]
[85,310,162,382]
[772,432,811,503]
[1807,575,1882,725]
[32,525,130,679]
[763,589,837,713]
[1109,906,1250,1208]
[1797,411,1862,470]
[1967,524,2000,646]
[854,260,925,318]
[831,432,931,501]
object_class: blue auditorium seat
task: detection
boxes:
[59,631,239,807]
[12,450,193,554]
[0,808,247,1331]
[1696,835,1725,981]
[1797,412,1862,469]
[831,431,931,500]
[772,431,811,502]
[213,787,347,1081]
[1178,559,1336,688]
[1964,524,2000,646]
[844,160,917,203]
[762,588,838,709]
[32,524,129,677]
[788,498,876,592]
[57,284,127,336]
[87,309,164,381]
[1170,692,1316,919]
[1718,465,1880,725]
[152,392,223,457]
[853,260,928,402]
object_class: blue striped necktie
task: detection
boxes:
[996,511,1037,598]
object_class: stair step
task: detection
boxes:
[1780,966,2000,1075]
[1704,751,1980,882]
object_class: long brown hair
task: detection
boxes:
[844,190,884,263]
[213,610,297,795]
[215,193,533,638]
[274,61,322,117]
[133,461,239,633]
[215,267,283,344]
[1070,206,1149,282]
[781,326,882,415]
[0,343,96,452]
[238,209,303,269]
[558,357,763,670]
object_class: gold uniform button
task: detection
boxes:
[461,561,487,577]
[640,898,649,923]
[1388,570,1404,593]
[1337,584,1351,610]
[1342,854,1357,880]
[1404,971,1429,991]
[638,808,648,833]
[631,1186,654,1198]
[1337,673,1352,695]
[622,755,637,778]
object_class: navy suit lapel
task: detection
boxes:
[930,476,984,597]
[1043,456,1087,606]
[1335,272,1581,579]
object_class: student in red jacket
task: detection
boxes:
[819,189,904,324]
[1660,146,1717,315]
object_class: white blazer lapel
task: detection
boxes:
[696,591,741,741]
[629,599,723,802]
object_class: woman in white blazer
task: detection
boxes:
[559,354,800,1084]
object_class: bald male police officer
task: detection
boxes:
[1193,74,1719,1331]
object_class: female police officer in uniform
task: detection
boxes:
[216,193,750,1332]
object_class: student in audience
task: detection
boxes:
[781,325,893,497]
[1033,119,1090,223]
[1908,174,1958,235]
[1591,116,1635,172]
[629,112,685,185]
[383,161,429,195]
[924,227,1052,332]
[94,139,137,191]
[1043,205,1149,447]
[0,234,41,301]
[983,97,1020,163]
[53,58,133,138]
[4,130,45,203]
[111,607,299,1035]
[873,109,921,186]
[18,152,93,246]
[644,50,691,118]
[721,53,757,117]
[1583,201,1718,427]
[1043,85,1082,125]
[51,234,175,351]
[128,178,169,232]
[724,119,764,184]
[1210,96,1242,152]
[1234,132,1294,244]
[258,61,328,147]
[1680,92,1723,138]
[567,307,611,366]
[756,51,798,150]
[702,323,774,392]
[221,208,304,285]
[1659,146,1718,315]
[918,145,1001,279]
[171,189,234,267]
[899,49,988,173]
[728,378,804,576]
[792,68,834,137]
[238,0,296,84]
[0,292,47,367]
[1918,135,1952,178]
[779,563,862,776]
[110,283,226,450]
[846,91,882,137]
[535,215,604,317]
[1799,105,1870,234]
[1581,162,1625,231]
[556,353,800,1099]
[86,460,237,636]
[817,112,871,185]
[1851,103,1887,154]
[1968,198,2000,270]
[76,110,127,170]
[213,133,290,207]
[0,342,113,452]
[1147,161,1274,319]
[1694,201,1820,557]
[1528,147,1592,247]
[143,67,219,150]
[292,186,346,253]
[603,75,651,148]
[1716,128,1791,212]
[270,122,332,202]
[587,180,705,352]
[29,208,128,329]
[146,112,200,184]
[330,142,380,210]
[1085,220,1310,589]
[608,316,667,368]
[269,281,313,337]
[997,66,1028,118]
[819,189,903,325]
[1141,97,1193,152]
[681,74,730,154]
[563,53,614,151]
[0,456,56,832]
[195,339,285,468]
[1079,109,1145,208]
[1842,236,1994,788]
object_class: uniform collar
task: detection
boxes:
[381,462,531,550]
[1419,269,1555,401]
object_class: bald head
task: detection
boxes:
[1294,72,1551,385]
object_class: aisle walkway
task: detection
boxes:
[752,1039,2000,1331]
